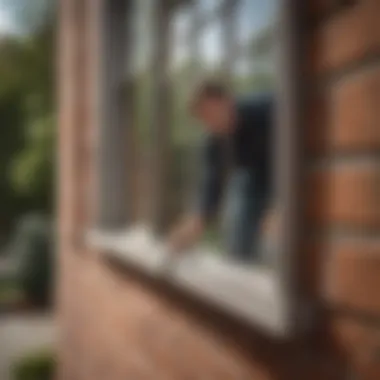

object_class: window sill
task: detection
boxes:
[86,226,291,336]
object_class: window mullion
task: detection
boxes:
[149,0,173,235]
[98,0,130,229]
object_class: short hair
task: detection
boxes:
[188,78,231,113]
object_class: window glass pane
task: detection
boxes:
[170,6,226,247]
[199,20,223,75]
[236,0,277,45]
[196,0,221,15]
[165,0,282,268]
[171,7,191,72]
[233,0,278,93]
[169,5,200,222]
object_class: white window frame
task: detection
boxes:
[87,0,308,337]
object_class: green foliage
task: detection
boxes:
[11,349,55,380]
[10,214,54,306]
[10,115,55,210]
[0,91,26,234]
[0,0,55,235]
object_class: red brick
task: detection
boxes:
[331,67,380,151]
[325,240,380,315]
[308,0,380,75]
[307,67,380,154]
[307,164,380,229]
[331,316,380,380]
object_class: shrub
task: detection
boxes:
[11,349,55,380]
[10,214,54,306]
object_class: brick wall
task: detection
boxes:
[57,0,380,379]
[305,1,380,378]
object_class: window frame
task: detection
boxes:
[87,0,308,337]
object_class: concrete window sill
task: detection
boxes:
[86,226,291,337]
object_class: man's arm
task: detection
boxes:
[168,137,224,254]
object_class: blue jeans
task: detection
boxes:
[222,169,269,262]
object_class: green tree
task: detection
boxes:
[10,115,55,212]
[0,0,56,238]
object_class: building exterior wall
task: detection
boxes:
[57,0,380,379]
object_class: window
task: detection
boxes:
[233,0,277,93]
[89,0,305,336]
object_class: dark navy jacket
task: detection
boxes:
[197,93,273,221]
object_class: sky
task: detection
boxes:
[0,5,16,35]
[172,0,278,71]
[0,0,51,36]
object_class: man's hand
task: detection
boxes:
[167,215,204,256]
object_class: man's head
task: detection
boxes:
[189,79,235,134]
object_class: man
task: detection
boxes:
[168,79,274,262]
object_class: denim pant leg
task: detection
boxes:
[223,170,268,263]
